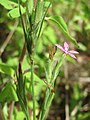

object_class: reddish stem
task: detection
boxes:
[34,0,37,7]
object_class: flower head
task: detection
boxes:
[55,42,79,59]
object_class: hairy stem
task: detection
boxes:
[30,57,36,120]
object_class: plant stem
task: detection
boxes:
[31,57,36,120]
[8,102,14,120]
[39,88,54,120]
[39,54,66,120]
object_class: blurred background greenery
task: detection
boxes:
[0,0,90,120]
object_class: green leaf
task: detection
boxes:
[7,6,26,18]
[27,0,33,15]
[47,16,78,47]
[44,1,51,8]
[0,0,17,10]
[22,0,26,3]
[25,72,45,97]
[25,72,44,85]
[0,63,15,78]
[43,26,57,44]
[15,111,25,120]
[35,0,44,23]
[0,82,18,103]
[28,101,39,109]
[49,16,68,32]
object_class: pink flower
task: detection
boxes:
[55,42,79,59]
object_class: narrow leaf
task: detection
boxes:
[35,0,44,24]
[27,0,33,15]
[47,16,78,47]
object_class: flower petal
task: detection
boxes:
[68,53,77,59]
[68,50,79,54]
[64,42,69,51]
[55,44,65,52]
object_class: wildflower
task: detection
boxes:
[55,42,79,59]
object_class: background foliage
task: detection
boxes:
[0,0,90,120]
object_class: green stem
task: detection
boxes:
[39,88,54,120]
[52,54,66,82]
[39,54,66,120]
[31,58,36,120]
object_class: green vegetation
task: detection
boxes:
[0,0,90,120]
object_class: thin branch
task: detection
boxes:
[8,102,14,120]
[17,42,26,76]
[64,61,70,120]
[19,42,26,64]
[0,21,18,56]
[65,86,70,120]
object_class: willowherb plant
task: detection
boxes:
[17,0,79,120]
